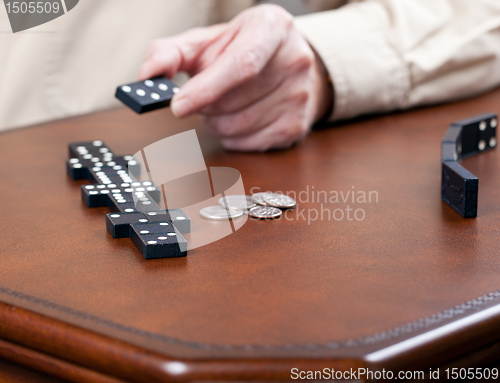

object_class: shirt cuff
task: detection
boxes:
[294,2,411,121]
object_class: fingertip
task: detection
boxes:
[139,58,161,81]
[221,138,236,150]
[221,137,245,151]
[171,96,194,118]
[138,63,150,81]
[139,52,178,81]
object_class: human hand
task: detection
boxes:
[139,4,333,151]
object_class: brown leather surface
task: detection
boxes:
[1,88,500,380]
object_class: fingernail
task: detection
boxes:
[171,97,193,118]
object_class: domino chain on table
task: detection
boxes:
[67,140,190,259]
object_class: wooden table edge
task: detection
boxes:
[2,300,500,382]
[0,301,362,382]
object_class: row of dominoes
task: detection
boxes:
[441,113,497,218]
[68,140,190,259]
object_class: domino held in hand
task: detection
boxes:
[115,77,179,114]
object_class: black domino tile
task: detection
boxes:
[441,125,463,162]
[442,161,478,218]
[147,208,191,234]
[81,185,110,208]
[441,142,459,162]
[129,223,187,259]
[106,212,149,238]
[115,77,179,114]
[114,155,141,176]
[67,159,92,180]
[442,125,462,143]
[451,112,497,157]
[69,140,111,159]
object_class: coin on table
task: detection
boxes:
[248,206,282,219]
[251,192,284,206]
[200,206,244,220]
[264,194,296,209]
[218,195,256,210]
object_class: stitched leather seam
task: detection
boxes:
[0,286,497,351]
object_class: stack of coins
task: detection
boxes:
[199,193,296,220]
[248,192,296,219]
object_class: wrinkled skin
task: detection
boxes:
[140,4,333,151]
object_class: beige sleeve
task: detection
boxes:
[294,0,500,121]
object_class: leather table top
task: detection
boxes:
[1,90,500,381]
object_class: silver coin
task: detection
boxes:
[251,192,284,206]
[200,206,243,220]
[248,206,282,219]
[218,195,256,210]
[264,195,296,209]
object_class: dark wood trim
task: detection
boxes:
[0,302,361,382]
[0,338,125,383]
